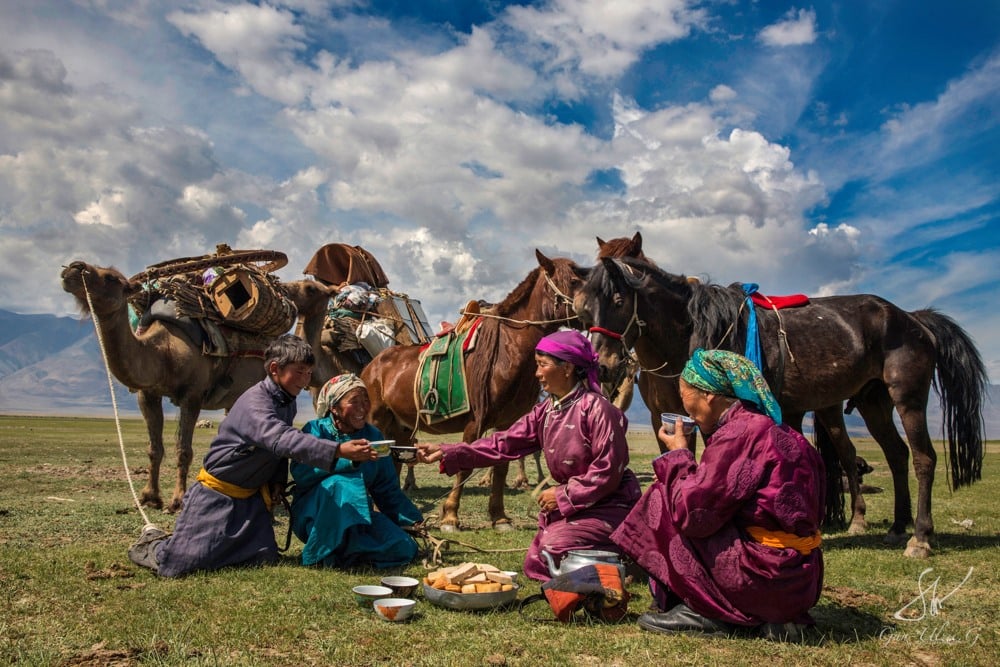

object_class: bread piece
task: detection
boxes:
[500,584,514,592]
[485,572,512,585]
[445,584,462,592]
[464,573,489,584]
[476,563,500,572]
[460,583,478,594]
[445,562,480,584]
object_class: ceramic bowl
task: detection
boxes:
[373,597,416,622]
[390,445,418,463]
[352,585,393,607]
[500,570,520,584]
[660,413,696,435]
[368,439,395,457]
[380,575,420,598]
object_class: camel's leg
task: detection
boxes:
[855,384,915,549]
[815,405,867,534]
[169,400,200,514]
[136,390,164,510]
[478,466,495,487]
[488,461,514,531]
[532,450,544,485]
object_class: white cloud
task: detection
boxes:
[505,0,705,78]
[758,8,817,47]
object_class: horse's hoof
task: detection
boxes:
[439,523,459,533]
[904,537,932,559]
[511,477,529,490]
[493,520,515,532]
[883,530,909,546]
[847,520,867,536]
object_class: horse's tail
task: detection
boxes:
[910,308,989,488]
[813,417,846,529]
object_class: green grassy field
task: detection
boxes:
[1,415,997,666]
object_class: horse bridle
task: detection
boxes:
[587,277,676,377]
[541,269,579,325]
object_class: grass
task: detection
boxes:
[0,414,998,666]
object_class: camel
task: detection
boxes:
[60,261,333,513]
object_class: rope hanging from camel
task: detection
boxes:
[80,269,155,530]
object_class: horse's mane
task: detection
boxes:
[596,257,748,351]
[688,281,748,352]
[494,266,541,318]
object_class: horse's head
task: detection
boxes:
[60,261,131,317]
[573,256,645,382]
[534,249,590,325]
[596,231,648,261]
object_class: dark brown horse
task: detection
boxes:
[362,250,587,531]
[574,255,987,558]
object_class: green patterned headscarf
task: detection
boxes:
[681,348,783,424]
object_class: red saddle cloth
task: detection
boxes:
[750,293,809,309]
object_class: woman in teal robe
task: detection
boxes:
[290,374,423,568]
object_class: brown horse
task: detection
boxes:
[362,250,587,531]
[574,255,987,558]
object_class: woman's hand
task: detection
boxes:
[657,423,694,452]
[338,439,377,462]
[415,443,443,464]
[537,487,558,513]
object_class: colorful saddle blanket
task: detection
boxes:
[416,318,483,425]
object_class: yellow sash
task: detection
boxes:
[746,526,821,556]
[196,468,272,512]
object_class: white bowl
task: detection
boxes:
[660,413,696,434]
[368,439,395,457]
[373,597,416,622]
[352,585,393,607]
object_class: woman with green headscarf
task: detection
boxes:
[611,349,825,642]
[290,373,423,569]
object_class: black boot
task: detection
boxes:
[756,621,807,643]
[637,603,733,637]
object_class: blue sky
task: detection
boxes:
[1,1,998,381]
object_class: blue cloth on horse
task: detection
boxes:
[741,283,763,372]
[290,417,423,569]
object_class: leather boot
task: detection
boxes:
[637,603,733,637]
[756,621,807,643]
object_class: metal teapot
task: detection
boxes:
[541,549,625,581]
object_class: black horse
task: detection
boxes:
[574,255,987,558]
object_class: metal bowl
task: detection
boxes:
[390,445,418,463]
[422,583,520,611]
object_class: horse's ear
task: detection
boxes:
[632,231,642,249]
[535,249,555,274]
[596,236,606,248]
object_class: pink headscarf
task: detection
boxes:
[535,329,602,394]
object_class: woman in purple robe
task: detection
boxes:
[127,334,377,577]
[612,348,825,641]
[416,330,641,582]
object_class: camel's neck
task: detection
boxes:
[89,303,167,389]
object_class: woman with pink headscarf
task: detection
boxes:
[417,330,641,581]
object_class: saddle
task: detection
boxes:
[415,318,483,425]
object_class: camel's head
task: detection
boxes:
[60,261,132,316]
[282,279,335,317]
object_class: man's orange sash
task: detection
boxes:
[746,526,821,555]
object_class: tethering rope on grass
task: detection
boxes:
[81,269,154,531]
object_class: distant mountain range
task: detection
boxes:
[1,309,997,440]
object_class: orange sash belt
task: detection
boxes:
[746,526,821,555]
[197,468,273,512]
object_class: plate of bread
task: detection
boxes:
[422,561,520,610]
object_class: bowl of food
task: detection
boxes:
[368,440,395,457]
[380,575,420,598]
[352,584,393,607]
[373,597,416,622]
[423,583,520,611]
[660,413,696,435]
[390,445,418,463]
